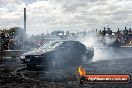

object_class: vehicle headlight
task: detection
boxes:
[35,56,40,58]
[20,55,25,59]
[25,58,30,62]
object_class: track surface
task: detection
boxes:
[0,50,132,88]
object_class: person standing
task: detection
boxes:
[1,32,6,51]
[102,27,106,37]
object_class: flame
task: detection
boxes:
[78,66,86,76]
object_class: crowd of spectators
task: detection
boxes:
[98,27,113,37]
[0,27,24,51]
[0,32,22,51]
[98,27,132,46]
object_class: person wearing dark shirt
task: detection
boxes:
[129,28,132,34]
[123,27,129,44]
[99,30,102,35]
[123,27,128,36]
[107,28,112,35]
[0,33,6,50]
[102,27,106,37]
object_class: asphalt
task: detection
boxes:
[0,49,132,88]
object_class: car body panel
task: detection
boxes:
[20,41,94,70]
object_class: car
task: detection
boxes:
[20,41,94,70]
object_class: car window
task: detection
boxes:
[55,41,74,49]
[55,43,64,49]
[41,41,62,49]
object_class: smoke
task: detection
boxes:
[39,41,88,81]
[77,32,132,63]
[78,32,97,47]
[93,47,132,62]
[23,31,132,81]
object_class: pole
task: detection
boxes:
[24,8,26,35]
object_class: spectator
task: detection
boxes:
[9,41,15,50]
[123,27,128,36]
[123,27,129,44]
[107,28,112,35]
[99,30,102,35]
[129,28,132,34]
[0,32,6,51]
[102,27,106,37]
[116,28,122,39]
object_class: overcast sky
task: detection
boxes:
[0,0,132,35]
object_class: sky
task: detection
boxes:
[0,0,132,35]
